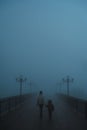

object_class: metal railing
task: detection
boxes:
[0,94,29,119]
[59,94,87,119]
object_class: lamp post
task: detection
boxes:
[16,75,27,96]
[29,80,32,93]
[62,75,74,96]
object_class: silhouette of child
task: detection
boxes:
[46,100,54,120]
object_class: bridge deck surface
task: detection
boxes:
[0,94,87,130]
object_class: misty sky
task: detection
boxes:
[0,0,87,99]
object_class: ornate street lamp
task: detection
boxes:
[16,75,27,96]
[62,75,74,96]
[28,80,32,94]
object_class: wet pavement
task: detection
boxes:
[0,94,87,130]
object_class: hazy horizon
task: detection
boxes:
[0,0,87,99]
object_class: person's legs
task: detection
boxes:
[39,105,43,119]
[48,111,52,120]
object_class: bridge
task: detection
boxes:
[0,93,87,130]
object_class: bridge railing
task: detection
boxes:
[59,94,87,119]
[0,94,30,118]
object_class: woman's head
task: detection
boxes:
[39,91,43,95]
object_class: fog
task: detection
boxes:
[0,0,87,99]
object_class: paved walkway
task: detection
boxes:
[0,94,87,130]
